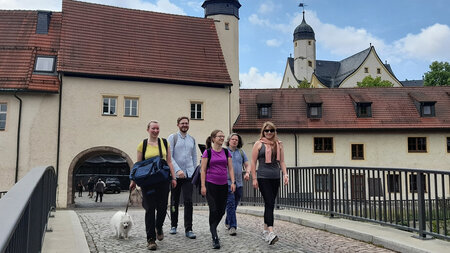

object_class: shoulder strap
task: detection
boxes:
[223,148,229,158]
[142,138,148,161]
[173,134,178,147]
[157,138,168,159]
[239,149,245,165]
[207,148,211,169]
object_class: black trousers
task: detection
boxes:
[205,182,228,239]
[95,191,103,202]
[257,178,280,227]
[170,178,194,232]
[142,180,170,241]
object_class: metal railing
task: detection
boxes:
[0,166,57,253]
[193,166,450,240]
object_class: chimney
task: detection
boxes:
[36,11,52,34]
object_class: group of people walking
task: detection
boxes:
[77,177,106,203]
[129,117,288,250]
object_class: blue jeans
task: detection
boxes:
[225,186,243,229]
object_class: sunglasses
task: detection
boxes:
[264,129,275,133]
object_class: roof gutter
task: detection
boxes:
[13,92,22,183]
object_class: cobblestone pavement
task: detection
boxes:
[76,207,395,253]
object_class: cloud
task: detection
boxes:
[0,0,186,15]
[393,23,450,61]
[240,67,282,89]
[266,39,282,47]
[248,14,291,33]
[258,1,275,15]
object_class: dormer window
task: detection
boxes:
[307,103,322,118]
[420,102,435,117]
[356,102,372,117]
[34,56,56,73]
[258,104,272,118]
[409,92,436,118]
[304,94,322,119]
[256,93,273,119]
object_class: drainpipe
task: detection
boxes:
[294,133,298,166]
[228,86,232,134]
[13,92,22,183]
[56,73,63,180]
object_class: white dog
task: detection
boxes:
[110,211,133,239]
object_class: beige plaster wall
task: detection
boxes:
[280,61,298,88]
[0,93,59,191]
[294,39,315,83]
[210,14,239,130]
[57,76,230,207]
[238,131,450,171]
[340,50,402,88]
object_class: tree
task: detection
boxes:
[357,75,394,88]
[424,61,450,86]
[297,78,311,88]
[288,78,311,88]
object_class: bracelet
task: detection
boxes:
[284,174,289,178]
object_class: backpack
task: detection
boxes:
[191,148,229,192]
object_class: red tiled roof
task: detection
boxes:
[58,0,232,86]
[0,10,61,92]
[233,87,450,131]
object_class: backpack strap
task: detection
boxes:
[206,148,212,169]
[239,149,245,165]
[142,138,148,161]
[157,138,168,159]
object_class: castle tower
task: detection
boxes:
[293,11,316,83]
[202,0,241,131]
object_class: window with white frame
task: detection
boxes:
[124,98,138,117]
[190,102,202,120]
[0,103,7,130]
[34,56,56,73]
[103,97,117,115]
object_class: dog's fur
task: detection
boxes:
[110,211,133,239]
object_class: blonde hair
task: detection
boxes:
[147,120,159,130]
[259,121,278,140]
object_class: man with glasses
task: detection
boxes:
[168,116,198,239]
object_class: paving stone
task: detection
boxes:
[77,208,394,253]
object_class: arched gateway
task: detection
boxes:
[66,146,133,206]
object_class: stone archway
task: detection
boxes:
[66,146,133,206]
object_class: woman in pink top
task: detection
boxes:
[200,129,236,249]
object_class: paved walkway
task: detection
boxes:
[43,192,450,253]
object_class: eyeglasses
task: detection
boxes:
[216,135,225,138]
[264,129,275,133]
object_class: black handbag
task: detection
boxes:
[130,138,170,188]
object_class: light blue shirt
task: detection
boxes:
[168,131,197,178]
[227,148,248,187]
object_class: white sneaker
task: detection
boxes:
[267,232,278,245]
[262,230,269,241]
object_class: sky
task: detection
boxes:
[2,0,449,88]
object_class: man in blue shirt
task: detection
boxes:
[168,116,198,239]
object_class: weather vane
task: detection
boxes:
[299,3,307,12]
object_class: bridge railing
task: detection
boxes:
[0,166,57,253]
[193,166,450,240]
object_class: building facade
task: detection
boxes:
[280,12,402,88]
[0,0,241,207]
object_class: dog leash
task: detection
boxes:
[125,189,133,213]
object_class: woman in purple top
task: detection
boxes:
[200,129,236,249]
